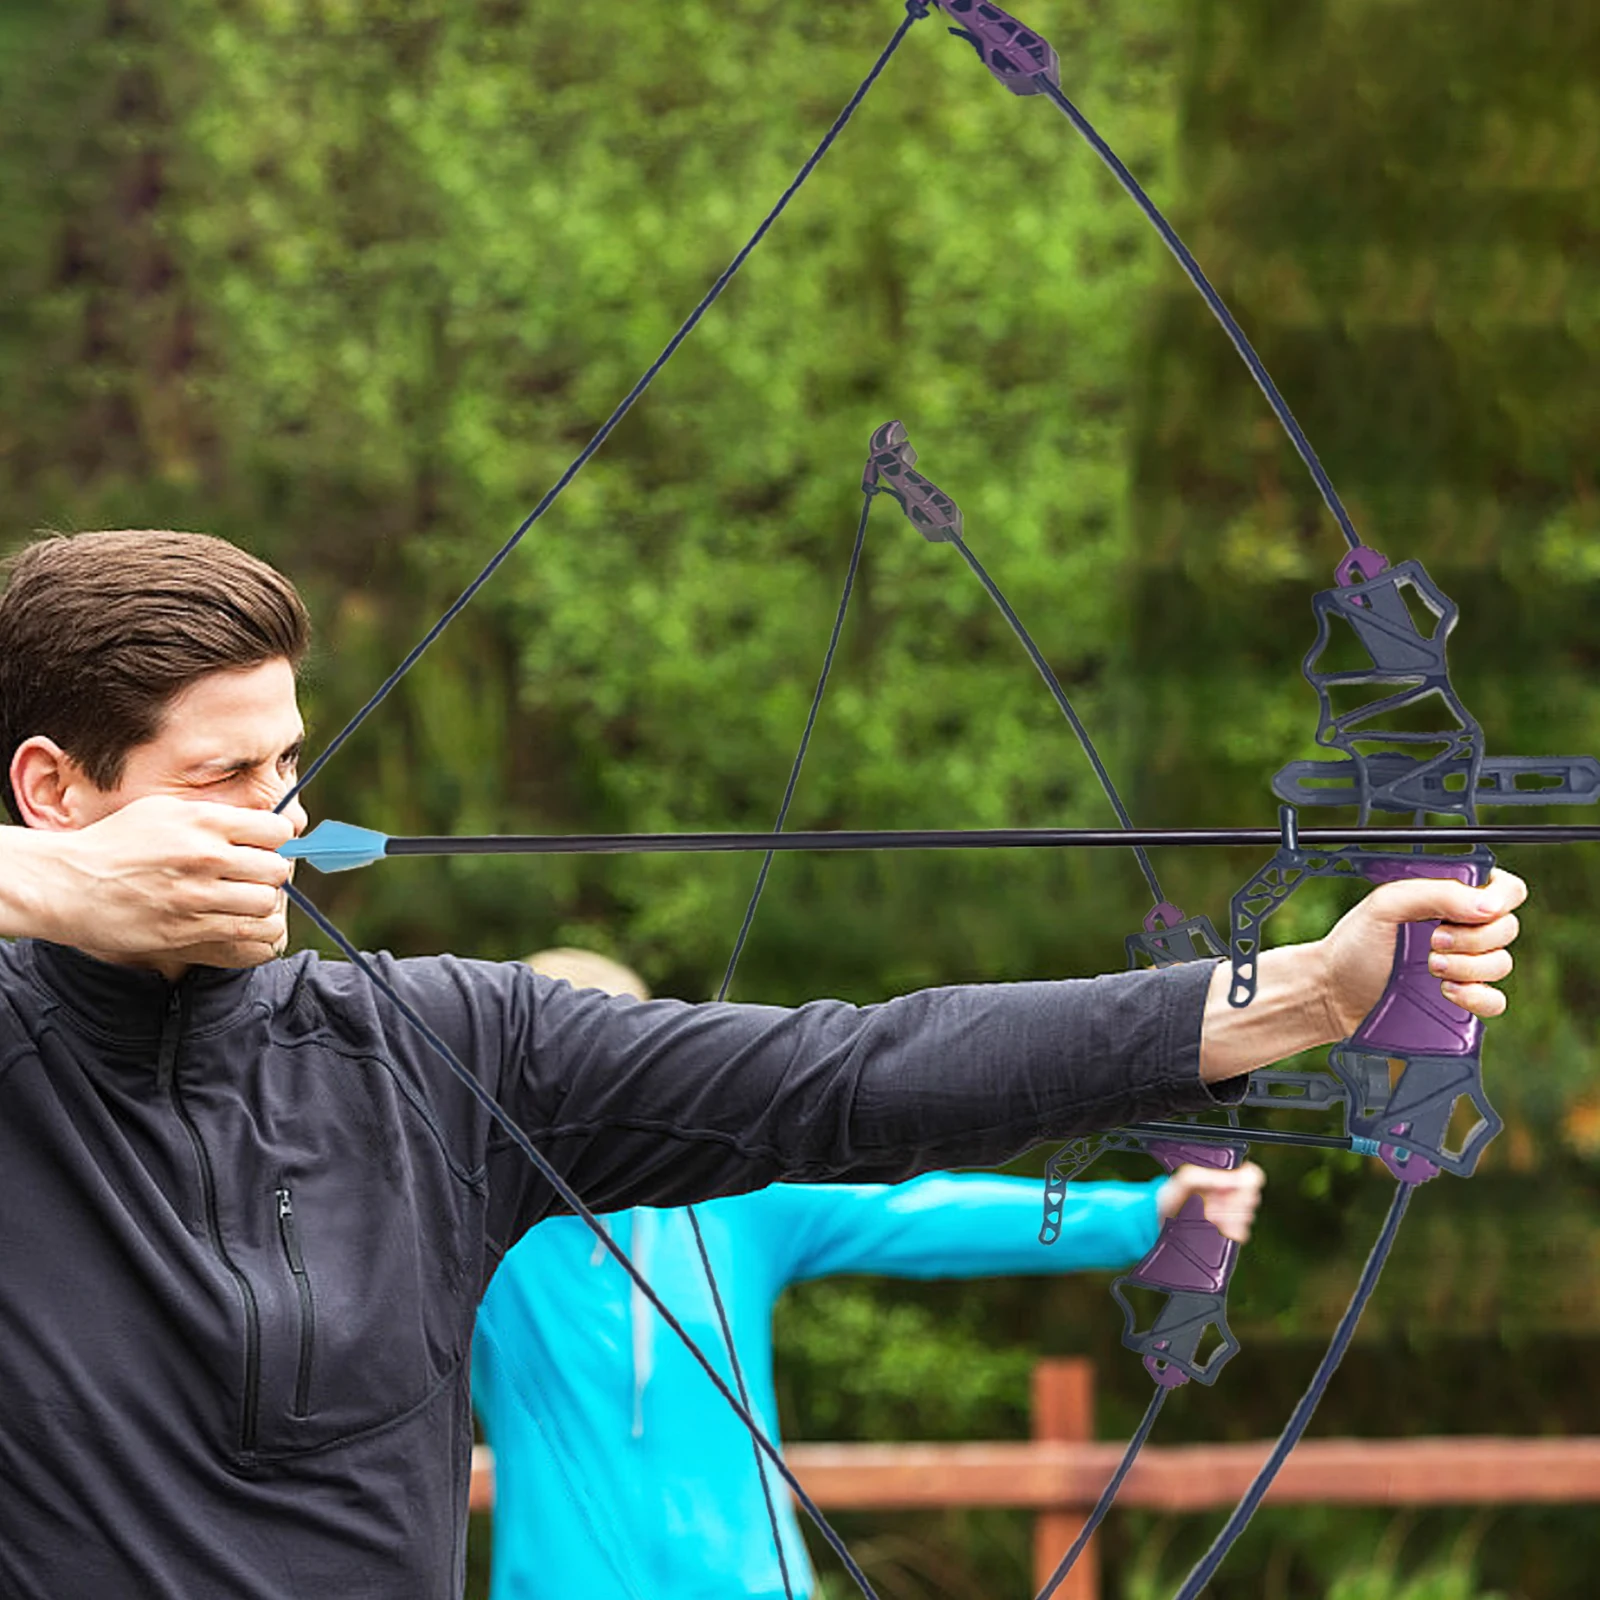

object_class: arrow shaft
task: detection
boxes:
[382,823,1600,858]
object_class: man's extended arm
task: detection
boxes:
[453,868,1520,1248]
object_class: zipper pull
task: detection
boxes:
[277,1187,306,1273]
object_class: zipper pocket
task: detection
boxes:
[276,1187,315,1418]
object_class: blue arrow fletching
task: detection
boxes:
[279,820,390,874]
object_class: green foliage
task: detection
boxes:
[1326,1563,1505,1600]
[774,1280,1036,1443]
[5,1,1600,1597]
[1118,1509,1509,1600]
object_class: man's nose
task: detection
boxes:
[279,793,310,838]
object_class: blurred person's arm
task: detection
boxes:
[766,1164,1262,1285]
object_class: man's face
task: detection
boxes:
[69,658,311,835]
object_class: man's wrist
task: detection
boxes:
[0,826,60,944]
[1197,941,1339,1083]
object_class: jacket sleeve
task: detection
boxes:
[354,952,1235,1258]
[769,1173,1164,1283]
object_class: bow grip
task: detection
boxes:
[1351,857,1486,1057]
[1110,1139,1243,1388]
[1331,854,1503,1181]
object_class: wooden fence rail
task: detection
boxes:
[469,1359,1600,1599]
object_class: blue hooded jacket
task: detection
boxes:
[473,1173,1163,1598]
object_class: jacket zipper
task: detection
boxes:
[161,988,263,1453]
[276,1187,315,1418]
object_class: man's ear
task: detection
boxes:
[10,737,93,831]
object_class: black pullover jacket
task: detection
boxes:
[0,938,1226,1597]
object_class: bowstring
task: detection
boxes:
[1032,77,1361,554]
[683,486,874,1600]
[262,9,1409,1593]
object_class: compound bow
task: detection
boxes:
[272,4,1583,1596]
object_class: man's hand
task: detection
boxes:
[12,795,295,970]
[1199,867,1527,1082]
[1317,866,1527,1041]
[1156,1161,1265,1244]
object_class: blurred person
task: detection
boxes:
[0,529,1523,1600]
[469,949,1266,1600]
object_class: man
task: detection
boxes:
[0,530,1523,1599]
[474,950,1266,1600]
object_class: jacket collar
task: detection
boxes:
[24,940,259,1049]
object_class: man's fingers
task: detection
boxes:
[1439,980,1509,1020]
[1372,869,1527,933]
[188,881,286,920]
[1431,912,1518,958]
[219,842,293,887]
[1428,947,1513,986]
[186,800,296,850]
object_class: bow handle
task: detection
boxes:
[1230,843,1502,1180]
[1325,852,1502,1180]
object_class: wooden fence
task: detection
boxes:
[469,1358,1600,1598]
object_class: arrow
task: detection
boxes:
[279,817,1600,873]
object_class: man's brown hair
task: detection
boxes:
[0,530,311,822]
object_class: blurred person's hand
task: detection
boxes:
[1157,1161,1265,1245]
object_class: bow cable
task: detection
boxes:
[1173,1182,1412,1598]
[1035,1386,1169,1600]
[1031,77,1360,554]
